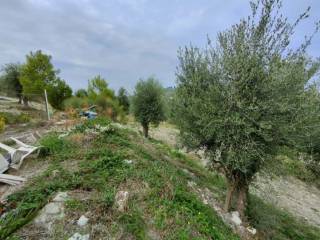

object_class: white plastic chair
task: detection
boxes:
[0,137,39,170]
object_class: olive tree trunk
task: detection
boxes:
[236,183,248,218]
[224,178,249,219]
[224,183,236,212]
[142,123,149,138]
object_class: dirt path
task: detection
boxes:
[149,123,320,228]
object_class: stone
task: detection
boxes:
[34,192,68,231]
[114,191,129,212]
[68,233,90,240]
[77,215,89,227]
[230,211,242,226]
[124,159,133,164]
[247,226,257,235]
[53,192,68,202]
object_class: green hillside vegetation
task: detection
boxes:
[0,118,319,240]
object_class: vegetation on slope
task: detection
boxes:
[0,118,319,239]
[0,118,238,239]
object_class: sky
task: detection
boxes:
[0,0,319,92]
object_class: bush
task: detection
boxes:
[39,134,74,157]
[63,96,89,110]
[0,112,30,125]
[73,117,112,133]
[0,117,5,132]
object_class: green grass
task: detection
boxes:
[0,118,319,239]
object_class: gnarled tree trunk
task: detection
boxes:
[224,182,236,212]
[142,123,149,138]
[236,183,249,219]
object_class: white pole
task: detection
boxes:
[44,89,50,120]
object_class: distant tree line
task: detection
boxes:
[0,50,72,110]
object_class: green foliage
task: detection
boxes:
[20,50,59,99]
[295,86,320,178]
[74,88,88,98]
[0,167,76,239]
[119,209,146,239]
[39,133,75,158]
[1,117,318,239]
[63,96,88,109]
[132,77,165,136]
[73,116,112,133]
[102,188,116,208]
[0,63,23,101]
[117,87,130,113]
[0,112,30,125]
[47,78,72,110]
[87,75,115,100]
[0,116,5,132]
[173,0,320,214]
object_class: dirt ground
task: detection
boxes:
[149,123,320,228]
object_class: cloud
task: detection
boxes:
[0,0,319,92]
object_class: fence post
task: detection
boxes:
[44,89,50,120]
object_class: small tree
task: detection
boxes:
[20,50,59,105]
[132,77,165,138]
[174,0,319,218]
[87,75,115,101]
[75,89,88,98]
[117,87,130,113]
[0,63,23,103]
[48,78,72,110]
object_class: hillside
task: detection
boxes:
[0,118,319,240]
[0,96,51,142]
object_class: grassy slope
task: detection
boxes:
[0,118,319,239]
[0,118,238,240]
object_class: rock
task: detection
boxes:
[77,215,89,227]
[114,191,129,212]
[68,232,90,240]
[53,192,68,202]
[124,159,133,164]
[34,192,68,231]
[247,226,257,235]
[230,211,242,226]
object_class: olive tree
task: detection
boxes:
[174,0,319,217]
[117,87,130,113]
[0,63,23,103]
[132,77,165,138]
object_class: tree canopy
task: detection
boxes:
[47,78,72,110]
[173,0,320,217]
[132,77,165,137]
[20,50,59,100]
[0,63,23,103]
[117,87,130,113]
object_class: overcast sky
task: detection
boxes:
[0,0,319,92]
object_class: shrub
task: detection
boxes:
[0,116,5,132]
[39,134,74,157]
[63,96,89,110]
[0,112,30,125]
